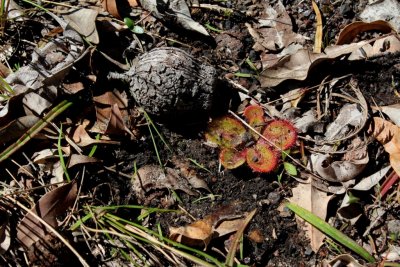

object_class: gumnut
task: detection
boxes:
[219,148,247,169]
[246,142,279,173]
[262,120,297,150]
[205,116,246,148]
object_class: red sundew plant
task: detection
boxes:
[205,105,298,173]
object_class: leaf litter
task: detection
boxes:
[0,0,399,266]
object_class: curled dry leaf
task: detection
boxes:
[139,0,209,36]
[311,138,369,183]
[336,20,394,45]
[169,202,245,248]
[360,0,400,32]
[323,93,368,143]
[17,180,78,249]
[72,123,120,147]
[369,117,400,176]
[348,35,400,60]
[259,41,370,87]
[92,90,131,136]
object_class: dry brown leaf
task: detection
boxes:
[348,35,400,60]
[17,181,78,248]
[377,103,400,126]
[128,0,138,7]
[259,41,369,87]
[247,1,305,53]
[369,117,400,176]
[72,124,119,147]
[63,8,99,44]
[0,116,39,143]
[336,20,394,45]
[93,90,130,135]
[105,103,127,135]
[102,0,123,19]
[312,0,323,53]
[93,90,128,108]
[169,220,213,247]
[63,82,85,94]
[169,202,245,247]
[288,181,333,252]
[68,154,99,168]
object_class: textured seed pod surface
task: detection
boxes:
[128,47,217,117]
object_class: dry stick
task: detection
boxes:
[6,196,90,267]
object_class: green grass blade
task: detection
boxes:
[0,100,73,163]
[286,202,375,263]
[57,124,71,182]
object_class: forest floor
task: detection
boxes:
[0,0,400,266]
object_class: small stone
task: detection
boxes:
[267,191,281,205]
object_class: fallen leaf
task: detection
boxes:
[360,0,400,32]
[311,143,369,183]
[324,103,366,141]
[72,124,120,147]
[169,202,245,248]
[336,20,394,45]
[63,8,99,44]
[139,0,209,36]
[22,92,52,116]
[102,0,125,19]
[17,180,78,249]
[259,41,369,87]
[294,109,318,133]
[369,117,400,176]
[288,181,333,252]
[247,1,305,53]
[105,103,127,135]
[0,116,40,143]
[348,35,400,60]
